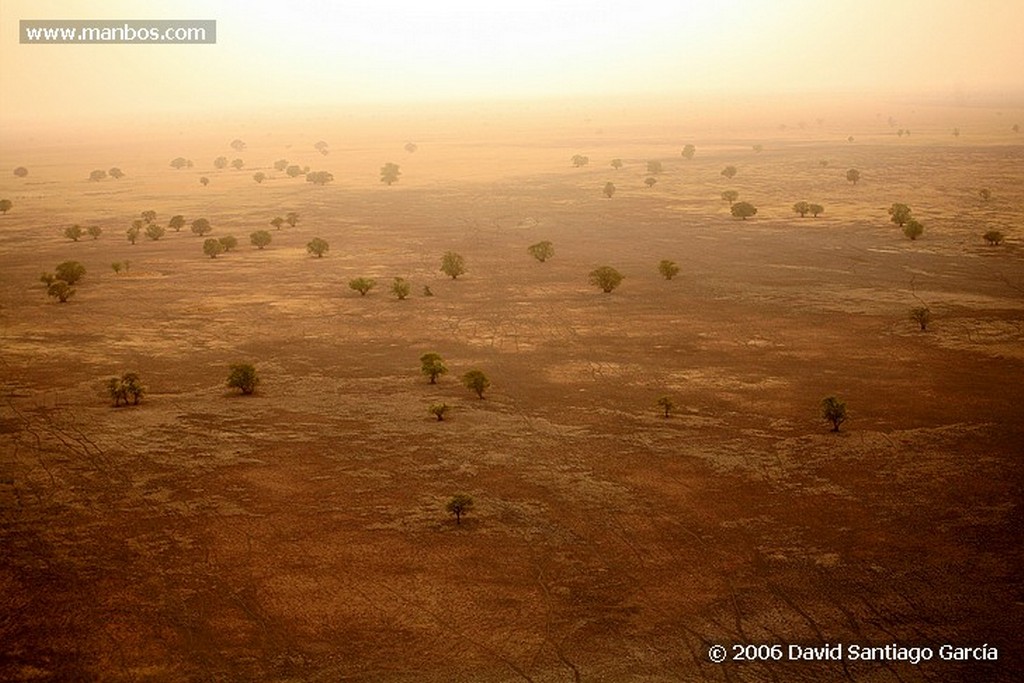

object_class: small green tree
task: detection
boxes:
[227,363,259,395]
[420,353,447,384]
[821,396,847,432]
[888,203,912,227]
[404,142,418,153]
[528,241,554,263]
[141,210,157,224]
[462,370,490,399]
[286,165,304,178]
[846,169,861,185]
[285,212,299,227]
[107,372,144,406]
[170,157,190,169]
[199,176,210,187]
[230,139,246,152]
[169,215,186,232]
[657,396,674,418]
[253,172,266,184]
[13,167,28,177]
[315,140,330,155]
[307,237,329,258]
[0,199,11,214]
[979,188,991,201]
[109,167,124,179]
[250,230,272,249]
[721,165,737,179]
[214,156,228,169]
[982,230,1004,246]
[47,281,74,303]
[610,158,623,169]
[349,277,376,296]
[391,277,411,300]
[571,154,589,168]
[203,238,224,258]
[644,177,657,188]
[430,403,451,421]
[731,202,757,220]
[111,262,122,274]
[441,251,466,279]
[55,261,86,285]
[145,223,166,241]
[903,219,924,240]
[231,158,244,170]
[306,171,334,185]
[270,216,285,230]
[127,220,142,244]
[380,162,401,185]
[721,190,739,205]
[87,225,102,240]
[89,169,107,182]
[589,266,624,293]
[793,201,811,217]
[910,306,931,331]
[191,218,212,236]
[274,159,289,171]
[603,182,616,198]
[809,204,824,217]
[218,235,238,252]
[647,160,663,174]
[446,493,474,524]
[658,260,680,280]
[681,144,695,159]
[64,225,84,241]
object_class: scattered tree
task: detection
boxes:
[87,225,102,240]
[846,168,861,185]
[55,261,86,284]
[307,237,329,258]
[644,177,657,188]
[979,188,991,201]
[270,216,285,230]
[227,363,259,395]
[446,493,474,523]
[111,262,122,274]
[199,176,210,187]
[420,353,447,384]
[169,215,186,232]
[982,230,1004,246]
[0,199,11,214]
[107,372,144,406]
[657,396,674,418]
[214,156,228,170]
[145,223,166,241]
[462,370,490,399]
[391,277,411,300]
[610,158,623,170]
[721,165,737,179]
[821,396,847,432]
[126,222,141,244]
[191,218,213,236]
[230,139,246,152]
[910,307,931,331]
[681,144,695,159]
[141,210,157,225]
[314,140,329,155]
[429,403,451,421]
[203,238,224,258]
[589,266,624,293]
[888,203,912,227]
[170,157,190,170]
[64,224,84,241]
[903,219,924,240]
[89,169,107,182]
[306,171,334,185]
[603,182,616,198]
[286,165,304,178]
[274,159,289,172]
[423,286,434,297]
[253,172,266,184]
[218,235,238,252]
[721,190,739,205]
[441,251,466,279]
[809,203,824,217]
[731,202,758,220]
[250,230,272,249]
[380,162,401,185]
[230,158,244,170]
[647,160,663,175]
[793,201,811,217]
[286,212,299,227]
[571,154,590,168]
[47,280,75,303]
[658,260,680,280]
[404,142,418,153]
[349,277,376,296]
[528,241,554,263]
[13,167,28,178]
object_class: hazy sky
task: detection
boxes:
[2,0,1022,125]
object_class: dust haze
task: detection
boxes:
[2,1,1023,681]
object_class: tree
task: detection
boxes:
[888,203,912,227]
[89,169,107,182]
[903,219,924,240]
[169,215,186,232]
[681,144,695,159]
[462,370,490,399]
[658,260,680,280]
[721,165,737,179]
[0,199,11,214]
[227,363,259,395]
[218,235,238,252]
[821,396,847,432]
[528,241,554,263]
[647,160,663,174]
[809,203,824,217]
[314,140,329,155]
[420,353,447,384]
[982,230,1004,246]
[199,176,210,187]
[571,154,589,168]
[429,403,450,421]
[793,201,811,217]
[441,251,466,279]
[846,169,861,185]
[657,396,674,418]
[274,159,289,172]
[145,223,166,241]
[979,188,991,201]
[721,190,739,205]
[603,182,616,198]
[446,494,474,524]
[55,260,86,284]
[203,238,224,258]
[752,144,763,153]
[307,237,329,258]
[111,262,122,274]
[87,225,102,240]
[141,210,157,225]
[127,222,141,244]
[250,230,272,249]
[286,212,299,227]
[214,156,228,170]
[191,218,212,236]
[270,216,285,230]
[13,167,28,178]
[108,167,125,179]
[644,177,657,188]
[170,157,190,169]
[64,224,84,241]
[589,266,624,293]
[307,171,334,185]
[380,162,401,185]
[610,158,623,169]
[47,281,75,303]
[404,142,418,153]
[910,307,931,331]
[731,202,757,220]
[286,165,304,178]
[253,172,266,184]
[349,277,376,296]
[231,158,244,170]
[107,372,144,406]
[391,277,411,300]
[230,139,246,152]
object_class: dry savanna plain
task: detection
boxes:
[1,98,1023,682]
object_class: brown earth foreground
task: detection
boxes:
[1,101,1023,681]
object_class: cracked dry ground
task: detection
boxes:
[2,139,1023,681]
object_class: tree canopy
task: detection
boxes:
[589,266,624,293]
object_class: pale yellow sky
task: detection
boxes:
[1,0,1022,126]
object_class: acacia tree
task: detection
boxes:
[218,235,238,252]
[721,165,737,179]
[846,169,861,185]
[231,158,244,170]
[657,396,674,418]
[571,154,589,167]
[250,230,272,249]
[462,370,490,399]
[253,172,266,184]
[55,261,86,284]
[349,277,376,296]
[821,396,847,432]
[721,190,739,205]
[214,156,228,170]
[203,238,224,258]
[141,210,157,224]
[169,215,186,232]
[681,144,695,159]
[983,230,1004,246]
[126,221,142,244]
[809,203,824,217]
[888,203,912,227]
[429,403,451,421]
[610,158,623,170]
[107,372,144,406]
[47,281,75,303]
[903,219,924,240]
[603,182,616,198]
[64,225,84,241]
[199,176,210,187]
[658,260,680,280]
[270,216,285,230]
[404,142,418,153]
[420,353,447,384]
[441,251,466,279]
[0,199,12,214]
[274,159,289,171]
[285,212,299,227]
[87,225,102,240]
[314,140,330,155]
[793,201,811,217]
[910,307,931,331]
[647,160,663,174]
[380,162,401,185]
[644,177,657,188]
[170,157,191,169]
[979,188,991,201]
[230,139,246,152]
[391,277,411,300]
[227,363,259,395]
[528,241,554,263]
[145,223,166,241]
[306,171,334,185]
[89,169,107,182]
[589,266,624,293]
[13,167,28,177]
[191,218,212,236]
[307,237,329,257]
[446,494,474,524]
[731,202,757,220]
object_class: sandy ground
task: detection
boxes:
[1,97,1022,681]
